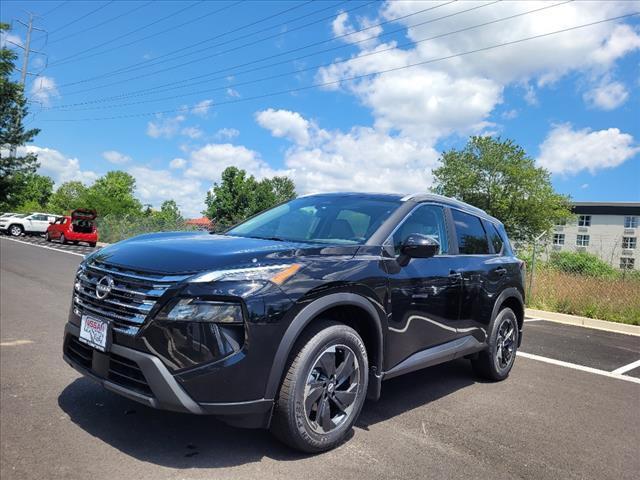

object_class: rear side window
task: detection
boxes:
[452,209,490,254]
[487,222,503,254]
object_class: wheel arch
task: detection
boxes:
[264,292,385,401]
[491,287,525,346]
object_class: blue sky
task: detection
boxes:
[2,0,639,216]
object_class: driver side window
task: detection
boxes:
[392,205,448,255]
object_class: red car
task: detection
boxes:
[46,209,98,247]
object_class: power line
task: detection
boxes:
[47,0,311,68]
[48,1,154,45]
[48,0,570,112]
[51,0,495,107]
[48,1,115,36]
[41,1,69,17]
[48,1,206,66]
[43,12,638,122]
[49,0,350,88]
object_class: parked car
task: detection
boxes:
[62,193,525,453]
[0,212,57,237]
[46,209,98,247]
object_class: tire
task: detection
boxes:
[8,224,23,237]
[45,232,51,242]
[270,321,368,453]
[471,307,519,381]
[60,234,67,245]
[89,242,96,248]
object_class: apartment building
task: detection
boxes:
[549,202,639,270]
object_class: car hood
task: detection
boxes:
[88,231,360,275]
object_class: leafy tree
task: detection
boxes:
[150,199,184,228]
[83,171,142,216]
[203,167,297,229]
[0,23,41,210]
[432,136,572,241]
[11,173,54,210]
[47,180,88,214]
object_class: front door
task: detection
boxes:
[384,204,461,369]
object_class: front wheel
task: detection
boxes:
[60,234,67,245]
[270,321,368,453]
[8,224,23,237]
[45,232,51,242]
[471,307,519,381]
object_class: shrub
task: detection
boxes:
[547,251,617,278]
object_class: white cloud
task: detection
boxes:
[102,150,131,164]
[226,88,241,98]
[30,76,59,106]
[256,110,438,194]
[192,99,213,117]
[332,11,382,48]
[501,109,518,120]
[181,126,203,139]
[129,166,204,217]
[255,108,311,145]
[537,123,640,175]
[583,80,629,110]
[169,158,187,169]
[317,1,640,139]
[214,128,239,140]
[146,114,186,139]
[0,31,22,48]
[581,183,589,189]
[16,145,97,184]
[185,143,279,182]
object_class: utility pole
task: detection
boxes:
[7,12,46,157]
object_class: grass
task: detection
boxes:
[528,268,640,325]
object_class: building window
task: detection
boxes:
[555,219,566,226]
[620,257,635,270]
[625,216,638,228]
[578,215,591,227]
[622,237,637,249]
[576,235,590,247]
[553,234,565,246]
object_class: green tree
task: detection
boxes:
[0,23,41,211]
[149,199,184,228]
[432,136,572,241]
[11,173,54,210]
[203,167,297,229]
[47,180,88,214]
[83,171,142,216]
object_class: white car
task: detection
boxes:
[0,212,58,237]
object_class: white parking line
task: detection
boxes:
[611,359,640,375]
[519,352,640,385]
[0,237,86,257]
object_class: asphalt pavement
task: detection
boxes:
[1,237,639,480]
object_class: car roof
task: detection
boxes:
[300,192,500,224]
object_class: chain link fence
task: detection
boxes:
[517,233,640,325]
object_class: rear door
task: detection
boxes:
[384,204,461,369]
[447,209,503,335]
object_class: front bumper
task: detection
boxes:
[63,323,273,428]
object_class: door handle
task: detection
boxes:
[493,267,507,276]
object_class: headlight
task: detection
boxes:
[160,299,244,323]
[189,264,301,285]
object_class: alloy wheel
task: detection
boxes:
[304,344,360,434]
[495,316,516,370]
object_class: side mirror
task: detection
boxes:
[400,234,440,259]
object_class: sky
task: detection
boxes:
[1,0,639,217]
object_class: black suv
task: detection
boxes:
[63,193,525,452]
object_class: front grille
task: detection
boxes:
[64,336,152,396]
[73,260,190,335]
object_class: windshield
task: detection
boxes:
[227,196,401,245]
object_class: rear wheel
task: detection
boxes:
[9,224,23,237]
[471,307,519,381]
[270,321,368,453]
[89,242,96,248]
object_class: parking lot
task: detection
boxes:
[1,237,639,480]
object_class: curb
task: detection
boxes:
[525,308,640,336]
